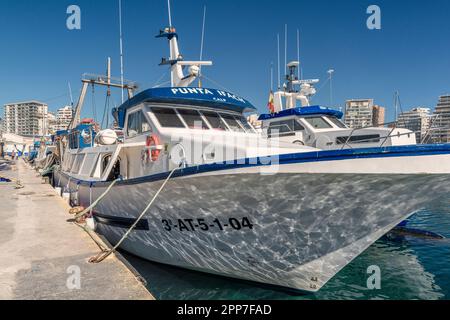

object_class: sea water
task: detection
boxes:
[122,207,450,300]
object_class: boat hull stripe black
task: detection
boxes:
[93,212,150,231]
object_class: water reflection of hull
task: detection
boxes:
[121,240,445,300]
[317,240,445,300]
[55,168,450,292]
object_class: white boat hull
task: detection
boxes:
[55,158,450,292]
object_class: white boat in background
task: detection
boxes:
[259,61,417,150]
[52,17,450,292]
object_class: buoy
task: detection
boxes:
[96,129,118,145]
[145,134,162,162]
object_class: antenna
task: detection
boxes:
[200,6,206,61]
[270,62,274,91]
[167,0,173,27]
[277,34,280,89]
[119,0,125,104]
[297,29,300,80]
[68,82,74,107]
[199,5,207,87]
[284,24,288,76]
[394,91,399,121]
[327,69,334,106]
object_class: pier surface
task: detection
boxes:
[0,160,154,300]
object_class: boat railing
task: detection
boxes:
[340,120,400,150]
[420,114,442,144]
[340,120,447,150]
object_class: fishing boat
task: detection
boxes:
[259,61,419,150]
[53,22,450,292]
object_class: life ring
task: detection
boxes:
[146,134,162,162]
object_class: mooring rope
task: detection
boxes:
[73,178,122,221]
[89,165,180,264]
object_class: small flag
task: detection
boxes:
[267,91,275,113]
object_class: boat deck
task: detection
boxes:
[0,159,154,300]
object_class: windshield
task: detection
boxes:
[327,116,347,128]
[219,113,246,132]
[151,107,185,128]
[304,117,333,129]
[201,111,229,131]
[177,109,209,130]
[237,116,256,133]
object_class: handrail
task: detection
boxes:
[380,123,397,148]
[421,114,441,144]
[338,127,448,147]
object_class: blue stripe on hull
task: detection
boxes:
[60,144,450,187]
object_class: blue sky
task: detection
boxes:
[1,0,450,121]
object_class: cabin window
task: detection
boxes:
[268,120,305,137]
[336,135,381,145]
[176,109,209,130]
[327,116,347,128]
[201,111,229,131]
[90,154,101,178]
[304,117,333,129]
[101,154,120,182]
[64,155,74,171]
[80,153,97,176]
[219,113,246,132]
[151,107,185,128]
[68,131,80,149]
[237,117,256,133]
[107,158,121,182]
[71,154,85,174]
[102,154,112,175]
[127,111,151,138]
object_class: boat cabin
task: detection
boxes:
[259,106,416,150]
[60,87,306,183]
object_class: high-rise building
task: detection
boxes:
[431,95,450,143]
[56,106,73,129]
[397,107,432,143]
[372,105,386,127]
[4,101,48,136]
[345,99,385,128]
[47,112,58,134]
[47,106,73,133]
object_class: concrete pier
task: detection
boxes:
[0,160,154,300]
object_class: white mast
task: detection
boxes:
[198,5,207,87]
[327,69,335,106]
[277,34,280,89]
[68,82,74,107]
[297,29,300,80]
[119,0,125,104]
[270,62,274,91]
[168,0,173,27]
[200,6,206,61]
[284,24,288,76]
[159,0,212,87]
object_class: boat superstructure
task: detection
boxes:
[260,61,416,150]
[52,16,450,293]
